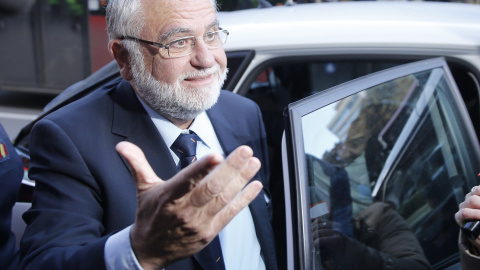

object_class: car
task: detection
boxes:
[11,1,480,269]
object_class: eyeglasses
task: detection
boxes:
[119,29,229,58]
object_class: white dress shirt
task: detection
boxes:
[105,98,265,270]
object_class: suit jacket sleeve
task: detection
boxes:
[0,124,23,270]
[20,119,110,270]
[459,231,480,270]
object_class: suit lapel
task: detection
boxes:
[207,95,278,270]
[207,101,250,156]
[110,80,178,180]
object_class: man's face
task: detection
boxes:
[131,0,228,121]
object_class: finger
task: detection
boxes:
[163,153,224,201]
[190,145,261,207]
[464,193,480,209]
[472,185,479,196]
[455,209,466,226]
[116,141,162,192]
[208,157,261,214]
[455,208,480,226]
[455,194,480,225]
[211,180,263,232]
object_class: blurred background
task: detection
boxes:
[0,0,479,140]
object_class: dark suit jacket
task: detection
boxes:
[459,232,480,270]
[0,123,23,270]
[20,79,277,270]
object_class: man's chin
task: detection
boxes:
[160,108,205,122]
[133,68,224,121]
[159,94,220,121]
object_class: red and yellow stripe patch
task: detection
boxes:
[0,143,8,160]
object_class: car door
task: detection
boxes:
[281,58,480,270]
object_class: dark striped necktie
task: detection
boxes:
[171,132,201,169]
[169,131,225,270]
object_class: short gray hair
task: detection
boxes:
[106,0,144,41]
[106,0,218,41]
[106,0,219,70]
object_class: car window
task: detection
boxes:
[242,58,480,145]
[244,60,408,100]
[243,60,411,267]
[283,58,480,269]
[244,59,409,193]
[244,59,409,179]
[224,50,255,91]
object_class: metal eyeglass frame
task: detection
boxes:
[119,28,229,58]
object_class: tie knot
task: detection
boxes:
[171,132,202,168]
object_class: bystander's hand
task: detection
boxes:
[116,141,263,269]
[312,219,348,270]
[455,185,480,249]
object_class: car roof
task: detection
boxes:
[219,2,480,53]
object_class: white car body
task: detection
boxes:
[219,1,480,93]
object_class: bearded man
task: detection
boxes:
[19,0,277,269]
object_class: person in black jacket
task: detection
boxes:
[455,185,480,270]
[0,2,34,268]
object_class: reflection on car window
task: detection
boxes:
[301,68,479,269]
[246,61,408,184]
[245,60,407,201]
[245,60,409,268]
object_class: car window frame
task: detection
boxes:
[224,50,255,91]
[282,57,480,270]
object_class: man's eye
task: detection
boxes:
[204,32,217,42]
[170,38,189,48]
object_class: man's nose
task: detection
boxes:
[190,39,216,68]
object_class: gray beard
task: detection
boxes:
[131,55,227,121]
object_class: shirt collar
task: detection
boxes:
[137,96,210,148]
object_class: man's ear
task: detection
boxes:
[108,39,133,81]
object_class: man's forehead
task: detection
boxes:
[141,0,215,18]
[141,0,217,39]
[159,20,219,41]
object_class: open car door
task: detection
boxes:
[282,58,480,270]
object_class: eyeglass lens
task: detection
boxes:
[164,30,228,58]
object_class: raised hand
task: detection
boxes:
[115,141,263,269]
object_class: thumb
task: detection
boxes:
[116,141,163,192]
